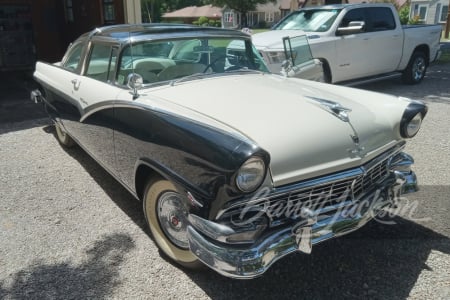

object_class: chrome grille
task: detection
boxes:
[219,150,394,228]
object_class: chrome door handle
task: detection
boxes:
[71,79,80,90]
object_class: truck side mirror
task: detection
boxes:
[336,21,365,36]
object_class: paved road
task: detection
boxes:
[0,64,449,299]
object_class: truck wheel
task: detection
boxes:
[143,178,202,269]
[402,51,427,84]
[320,59,332,83]
[55,121,75,147]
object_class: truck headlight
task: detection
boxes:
[400,101,428,138]
[267,51,285,64]
[236,157,266,193]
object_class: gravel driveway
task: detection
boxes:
[0,64,449,299]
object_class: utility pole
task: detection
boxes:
[446,0,450,38]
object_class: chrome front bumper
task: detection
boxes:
[186,153,418,279]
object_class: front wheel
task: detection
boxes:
[143,178,202,269]
[402,51,427,84]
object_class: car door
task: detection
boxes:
[282,35,325,82]
[71,42,122,173]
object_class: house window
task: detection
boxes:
[417,4,428,21]
[224,12,233,23]
[265,12,274,23]
[103,0,115,24]
[440,5,448,23]
[64,0,74,23]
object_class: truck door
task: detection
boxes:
[364,7,403,74]
[334,8,371,81]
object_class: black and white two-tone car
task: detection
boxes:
[32,24,427,279]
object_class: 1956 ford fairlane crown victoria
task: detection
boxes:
[32,24,427,279]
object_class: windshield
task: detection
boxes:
[117,37,269,86]
[274,9,342,32]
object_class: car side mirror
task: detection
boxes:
[127,73,143,99]
[336,21,365,36]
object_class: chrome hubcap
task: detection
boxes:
[412,57,426,81]
[157,191,189,249]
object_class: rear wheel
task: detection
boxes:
[54,121,75,147]
[143,178,202,268]
[402,51,427,84]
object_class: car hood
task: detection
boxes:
[252,30,306,50]
[140,74,408,186]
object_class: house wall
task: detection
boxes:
[1,0,138,68]
[410,0,448,25]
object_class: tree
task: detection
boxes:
[206,0,276,27]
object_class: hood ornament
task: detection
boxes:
[306,96,366,157]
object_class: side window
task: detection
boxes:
[367,7,396,31]
[283,35,313,66]
[108,47,118,82]
[339,8,366,29]
[171,40,201,61]
[86,44,112,82]
[62,43,83,71]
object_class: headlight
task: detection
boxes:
[266,51,285,64]
[236,157,266,193]
[405,113,422,137]
[400,101,428,138]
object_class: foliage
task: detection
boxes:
[198,16,209,25]
[408,15,421,25]
[193,16,221,27]
[398,6,410,25]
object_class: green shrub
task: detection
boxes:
[408,15,421,25]
[398,6,410,25]
[198,16,209,25]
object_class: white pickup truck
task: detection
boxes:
[252,3,442,84]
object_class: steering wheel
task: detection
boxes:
[203,54,232,73]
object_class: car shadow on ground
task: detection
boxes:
[357,62,450,103]
[36,129,450,299]
[0,233,135,299]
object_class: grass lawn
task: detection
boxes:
[438,50,450,64]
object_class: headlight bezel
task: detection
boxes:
[235,156,267,193]
[400,101,428,138]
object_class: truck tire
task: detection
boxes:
[402,51,427,84]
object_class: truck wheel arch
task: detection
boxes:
[402,47,429,84]
[318,58,332,83]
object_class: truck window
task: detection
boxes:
[339,8,366,29]
[274,9,341,32]
[366,7,396,31]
